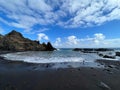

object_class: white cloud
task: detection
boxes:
[35,28,49,33]
[37,33,49,41]
[94,33,105,40]
[67,35,80,45]
[0,17,10,25]
[0,0,120,30]
[28,0,52,12]
[27,28,49,34]
[103,38,120,47]
[53,33,120,48]
[58,0,120,28]
[0,27,4,34]
[93,33,105,44]
[54,37,61,47]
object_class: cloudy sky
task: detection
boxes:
[0,0,120,48]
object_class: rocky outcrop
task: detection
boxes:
[116,52,120,56]
[0,30,56,51]
[73,48,114,53]
[46,42,55,51]
[0,34,3,38]
[103,55,115,59]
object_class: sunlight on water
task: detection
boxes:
[1,50,100,64]
[1,49,120,69]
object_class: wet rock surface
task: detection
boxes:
[116,52,120,56]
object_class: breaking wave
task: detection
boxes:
[1,51,87,63]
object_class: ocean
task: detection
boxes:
[0,48,120,68]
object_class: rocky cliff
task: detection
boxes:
[0,30,56,51]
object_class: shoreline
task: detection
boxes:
[0,52,120,90]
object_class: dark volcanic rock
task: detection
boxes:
[95,48,113,51]
[0,30,55,51]
[103,55,115,59]
[99,81,111,90]
[73,48,94,53]
[46,42,56,51]
[0,34,3,38]
[116,52,120,56]
[73,48,114,53]
[41,42,56,51]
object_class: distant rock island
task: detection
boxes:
[73,48,114,52]
[0,30,56,51]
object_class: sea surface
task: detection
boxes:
[0,48,120,68]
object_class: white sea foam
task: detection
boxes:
[1,50,118,64]
[1,51,86,63]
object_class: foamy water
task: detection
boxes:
[1,49,119,64]
[0,50,100,64]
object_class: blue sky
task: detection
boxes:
[0,0,120,48]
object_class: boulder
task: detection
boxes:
[103,55,115,59]
[99,82,111,90]
[116,52,120,56]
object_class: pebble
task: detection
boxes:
[90,67,94,69]
[109,72,113,74]
[106,69,110,72]
[97,64,100,66]
[108,65,115,68]
[99,81,111,90]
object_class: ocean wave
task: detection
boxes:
[1,51,85,64]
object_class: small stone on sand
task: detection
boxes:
[99,81,111,90]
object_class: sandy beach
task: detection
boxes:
[0,55,120,90]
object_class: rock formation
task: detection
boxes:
[116,52,120,56]
[0,30,56,51]
[73,48,114,52]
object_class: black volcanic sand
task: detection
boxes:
[0,56,120,90]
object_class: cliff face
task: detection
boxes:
[0,30,55,51]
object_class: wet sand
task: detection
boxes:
[0,56,120,90]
